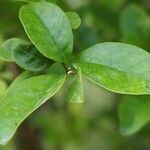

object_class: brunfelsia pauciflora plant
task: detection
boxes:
[0,1,150,145]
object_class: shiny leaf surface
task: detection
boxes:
[19,2,73,63]
[75,42,150,94]
[0,38,27,62]
[0,64,66,145]
[13,44,52,72]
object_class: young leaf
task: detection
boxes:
[13,44,52,72]
[0,63,66,145]
[67,67,84,103]
[119,95,150,135]
[66,12,81,29]
[74,42,150,94]
[19,2,73,63]
[0,38,27,62]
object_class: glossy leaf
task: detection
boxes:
[74,42,150,94]
[119,95,150,135]
[19,2,73,63]
[0,38,27,62]
[66,12,81,29]
[67,67,84,103]
[13,44,52,72]
[0,63,66,145]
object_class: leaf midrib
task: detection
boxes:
[21,6,67,63]
[0,74,66,145]
[77,61,150,83]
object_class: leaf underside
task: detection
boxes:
[67,67,84,103]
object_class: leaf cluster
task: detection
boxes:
[0,2,150,145]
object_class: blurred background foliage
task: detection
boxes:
[0,0,150,149]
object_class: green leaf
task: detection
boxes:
[66,12,81,29]
[98,0,124,10]
[14,0,57,2]
[0,79,7,99]
[13,44,52,72]
[119,95,150,135]
[67,67,84,103]
[0,38,27,62]
[74,42,150,94]
[19,2,73,63]
[0,63,66,145]
[120,4,150,48]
